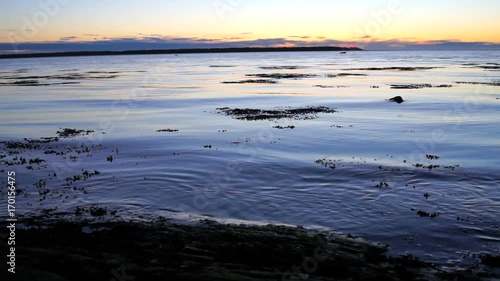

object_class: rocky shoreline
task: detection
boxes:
[1,218,499,281]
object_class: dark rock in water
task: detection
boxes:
[388,96,404,103]
[481,254,500,268]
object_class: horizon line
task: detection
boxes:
[0,46,362,60]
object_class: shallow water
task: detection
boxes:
[1,50,499,266]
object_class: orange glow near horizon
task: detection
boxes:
[1,1,499,48]
[4,25,500,46]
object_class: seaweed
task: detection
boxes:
[327,72,368,78]
[216,106,337,121]
[56,128,94,138]
[246,73,318,79]
[259,66,304,70]
[156,129,179,132]
[455,81,500,86]
[273,125,296,129]
[342,67,440,71]
[0,70,121,86]
[474,65,500,70]
[221,79,278,84]
[390,84,452,89]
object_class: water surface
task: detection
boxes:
[1,50,499,266]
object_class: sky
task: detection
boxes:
[1,0,500,53]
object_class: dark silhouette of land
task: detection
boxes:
[0,46,361,59]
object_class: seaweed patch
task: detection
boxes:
[221,79,278,84]
[216,106,337,121]
[245,73,318,79]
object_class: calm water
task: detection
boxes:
[1,51,499,266]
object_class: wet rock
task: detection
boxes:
[2,219,495,281]
[388,96,404,103]
[481,254,500,268]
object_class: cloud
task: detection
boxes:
[59,36,77,41]
[357,38,500,51]
[0,35,499,54]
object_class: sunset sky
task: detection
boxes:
[1,0,500,53]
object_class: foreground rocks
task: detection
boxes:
[0,219,498,281]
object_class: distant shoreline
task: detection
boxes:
[0,46,361,60]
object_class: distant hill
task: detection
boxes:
[0,46,361,59]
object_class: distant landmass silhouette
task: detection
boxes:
[0,46,361,59]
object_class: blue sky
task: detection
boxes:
[1,0,500,53]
